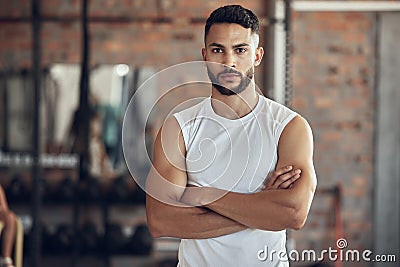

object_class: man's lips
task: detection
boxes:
[219,73,241,80]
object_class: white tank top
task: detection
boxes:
[173,95,297,267]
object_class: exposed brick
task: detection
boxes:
[292,10,375,259]
[41,0,80,17]
[0,23,31,70]
[0,0,31,17]
[335,121,362,131]
[292,97,307,110]
[41,22,81,65]
[314,97,334,109]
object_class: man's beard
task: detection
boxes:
[207,66,254,96]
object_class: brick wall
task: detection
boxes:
[0,1,377,266]
[0,0,264,69]
[291,11,375,266]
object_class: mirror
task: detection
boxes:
[0,64,214,181]
[0,64,158,179]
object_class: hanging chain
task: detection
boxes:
[284,0,293,108]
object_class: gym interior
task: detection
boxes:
[0,1,399,267]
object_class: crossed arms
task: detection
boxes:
[145,115,317,239]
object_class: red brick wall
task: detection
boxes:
[291,11,375,265]
[0,0,265,69]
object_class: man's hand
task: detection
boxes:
[262,165,301,190]
[180,165,301,207]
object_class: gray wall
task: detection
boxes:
[374,12,400,266]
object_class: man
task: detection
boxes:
[0,185,16,267]
[146,5,316,266]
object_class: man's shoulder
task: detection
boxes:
[173,97,209,120]
[258,95,297,122]
[259,95,294,111]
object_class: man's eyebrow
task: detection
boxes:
[232,43,250,48]
[208,42,250,48]
[208,43,224,48]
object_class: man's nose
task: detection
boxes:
[222,51,236,68]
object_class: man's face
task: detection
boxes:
[202,23,263,96]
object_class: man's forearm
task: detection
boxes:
[204,189,297,231]
[146,196,247,239]
[181,177,314,231]
[181,187,295,231]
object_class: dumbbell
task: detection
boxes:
[41,223,58,254]
[6,174,27,203]
[25,176,49,202]
[6,174,48,203]
[53,224,74,253]
[108,175,131,203]
[79,176,102,202]
[52,175,76,203]
[79,221,100,254]
[129,224,153,255]
[104,223,129,254]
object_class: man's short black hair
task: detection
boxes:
[204,5,260,41]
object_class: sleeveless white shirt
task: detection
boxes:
[173,95,297,267]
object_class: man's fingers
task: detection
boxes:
[277,173,301,189]
[274,165,293,177]
[272,169,301,188]
[264,165,293,188]
[263,167,301,190]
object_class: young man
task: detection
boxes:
[146,5,317,266]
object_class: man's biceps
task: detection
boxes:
[150,164,187,186]
[159,118,186,166]
[279,121,314,158]
[147,168,187,202]
[292,166,317,192]
[276,147,313,169]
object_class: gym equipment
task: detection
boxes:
[79,221,100,254]
[104,223,128,254]
[6,175,26,203]
[41,223,57,254]
[108,175,131,203]
[79,176,102,202]
[129,224,153,255]
[53,175,76,203]
[53,224,74,253]
[26,177,49,203]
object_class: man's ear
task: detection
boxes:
[254,47,264,67]
[202,48,206,61]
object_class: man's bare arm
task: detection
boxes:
[146,167,246,239]
[0,185,9,211]
[181,116,317,231]
[146,117,246,239]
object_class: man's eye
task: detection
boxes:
[212,48,223,53]
[236,48,247,54]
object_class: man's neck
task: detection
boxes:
[211,84,259,119]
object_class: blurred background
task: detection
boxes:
[0,0,399,267]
